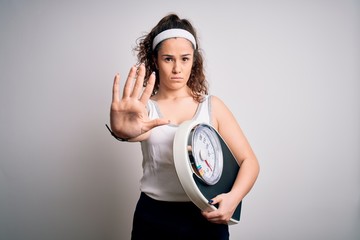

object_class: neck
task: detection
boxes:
[154,88,192,100]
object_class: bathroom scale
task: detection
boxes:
[173,120,242,224]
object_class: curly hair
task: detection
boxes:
[133,13,208,103]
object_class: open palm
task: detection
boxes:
[109,64,169,140]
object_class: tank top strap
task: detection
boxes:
[147,99,160,120]
[194,95,212,125]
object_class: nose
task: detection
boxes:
[172,61,181,74]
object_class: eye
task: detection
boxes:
[164,57,173,62]
[182,57,190,61]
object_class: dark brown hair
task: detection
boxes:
[134,13,208,102]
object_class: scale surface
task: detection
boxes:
[173,120,242,224]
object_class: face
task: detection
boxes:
[156,38,194,92]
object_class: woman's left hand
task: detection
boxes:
[201,192,240,224]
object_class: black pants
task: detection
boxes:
[131,192,229,240]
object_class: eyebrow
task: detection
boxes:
[161,53,192,57]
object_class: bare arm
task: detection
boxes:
[109,64,169,142]
[202,96,260,224]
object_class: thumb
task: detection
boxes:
[143,118,170,132]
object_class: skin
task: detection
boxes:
[110,37,259,224]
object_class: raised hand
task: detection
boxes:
[109,64,169,141]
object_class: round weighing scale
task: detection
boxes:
[173,120,242,224]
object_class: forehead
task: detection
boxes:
[158,38,194,54]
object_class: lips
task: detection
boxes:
[171,76,183,80]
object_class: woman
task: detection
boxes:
[108,13,259,240]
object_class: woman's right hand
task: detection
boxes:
[109,64,169,141]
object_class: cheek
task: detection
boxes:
[185,63,193,74]
[158,67,170,80]
[159,65,170,74]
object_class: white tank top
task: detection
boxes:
[140,95,212,201]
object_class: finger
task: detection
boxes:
[208,196,221,206]
[112,73,120,102]
[202,210,220,221]
[202,210,226,224]
[139,71,155,104]
[123,65,137,98]
[131,64,146,98]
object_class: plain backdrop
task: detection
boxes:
[1,0,359,239]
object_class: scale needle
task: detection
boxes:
[205,160,212,171]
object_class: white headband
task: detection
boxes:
[152,28,197,50]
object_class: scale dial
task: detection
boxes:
[190,124,223,185]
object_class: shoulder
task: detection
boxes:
[209,95,221,103]
[209,95,229,112]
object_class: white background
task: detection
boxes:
[1,0,359,239]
